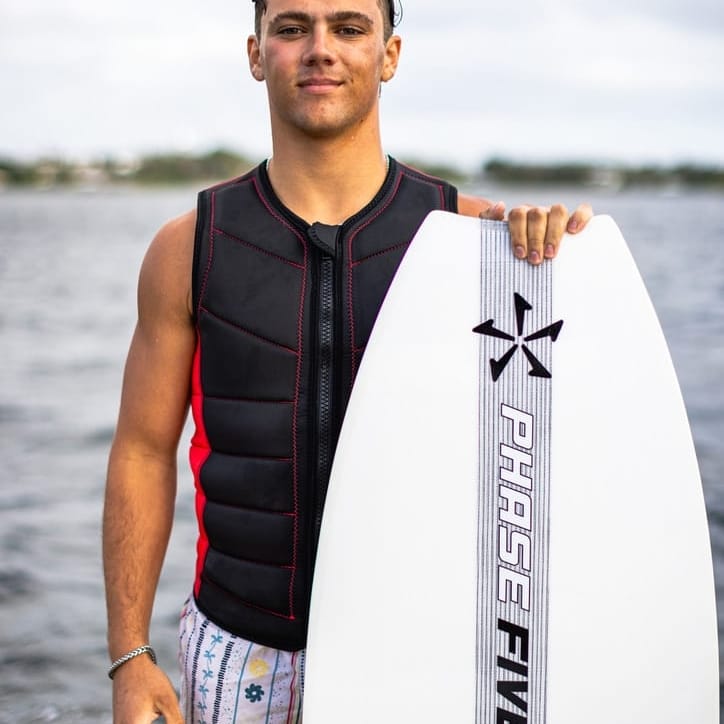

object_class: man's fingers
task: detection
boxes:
[156,697,184,724]
[112,659,183,724]
[543,203,569,259]
[510,205,551,265]
[508,205,531,260]
[525,206,549,265]
[509,203,583,264]
[566,202,593,233]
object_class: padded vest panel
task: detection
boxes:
[191,159,457,650]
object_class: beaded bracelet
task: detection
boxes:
[108,644,157,680]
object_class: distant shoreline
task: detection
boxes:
[2,150,723,191]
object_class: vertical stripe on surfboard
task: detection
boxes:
[477,220,553,723]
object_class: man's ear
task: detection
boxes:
[381,35,402,83]
[248,34,265,81]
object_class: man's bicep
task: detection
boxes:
[114,321,194,459]
[113,218,196,461]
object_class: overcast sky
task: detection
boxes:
[2,0,723,169]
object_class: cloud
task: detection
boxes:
[563,0,724,35]
[387,0,724,165]
[0,0,254,157]
[0,0,722,165]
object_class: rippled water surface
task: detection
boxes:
[0,185,722,722]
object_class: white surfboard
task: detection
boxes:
[304,213,718,723]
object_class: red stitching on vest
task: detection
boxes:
[400,165,449,208]
[201,450,293,463]
[252,178,304,238]
[197,192,217,317]
[205,498,296,516]
[350,239,411,268]
[212,227,305,270]
[346,172,403,383]
[199,306,299,355]
[203,394,294,405]
[201,575,297,621]
[288,240,307,620]
[347,166,451,381]
[207,554,295,571]
[252,177,309,622]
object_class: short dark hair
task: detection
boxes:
[251,0,399,40]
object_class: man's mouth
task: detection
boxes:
[298,77,343,93]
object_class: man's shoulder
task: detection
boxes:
[142,209,197,310]
[135,209,198,319]
[390,159,459,214]
[394,159,457,189]
[197,165,261,197]
[153,209,197,254]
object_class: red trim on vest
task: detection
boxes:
[346,166,451,383]
[252,177,309,621]
[346,171,404,383]
[190,336,212,597]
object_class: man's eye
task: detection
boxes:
[337,26,364,36]
[277,26,305,36]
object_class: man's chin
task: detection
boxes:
[290,117,356,141]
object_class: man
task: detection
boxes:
[103,0,593,721]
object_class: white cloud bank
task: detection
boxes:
[1,0,722,167]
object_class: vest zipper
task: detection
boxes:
[308,223,343,569]
[315,252,335,539]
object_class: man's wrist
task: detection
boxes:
[108,644,157,680]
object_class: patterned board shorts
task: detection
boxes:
[178,596,304,724]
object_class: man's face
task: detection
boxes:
[248,0,400,140]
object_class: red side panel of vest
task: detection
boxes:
[190,339,211,599]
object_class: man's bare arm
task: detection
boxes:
[103,211,196,724]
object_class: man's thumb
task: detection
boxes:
[478,201,505,220]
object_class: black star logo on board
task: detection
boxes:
[473,293,564,382]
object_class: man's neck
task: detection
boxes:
[266,131,389,226]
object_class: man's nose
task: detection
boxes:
[302,27,336,65]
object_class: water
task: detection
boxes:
[0,184,722,722]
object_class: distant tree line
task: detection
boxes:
[128,150,253,184]
[483,158,724,189]
[0,158,78,186]
[0,149,254,188]
[1,149,723,190]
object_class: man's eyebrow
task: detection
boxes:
[268,11,312,27]
[327,11,374,26]
[268,10,374,28]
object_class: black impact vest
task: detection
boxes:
[190,158,458,651]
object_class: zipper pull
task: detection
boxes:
[308,223,340,256]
